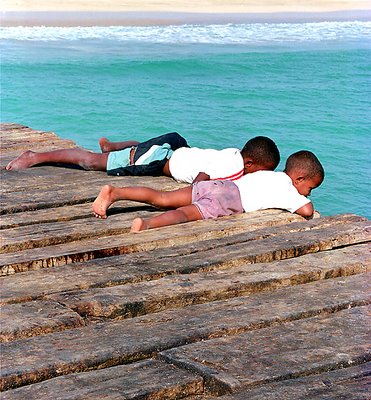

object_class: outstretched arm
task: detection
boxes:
[295,202,314,219]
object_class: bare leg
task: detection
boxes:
[131,205,202,232]
[99,138,140,153]
[92,184,193,219]
[6,148,109,171]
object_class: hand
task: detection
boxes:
[192,172,211,183]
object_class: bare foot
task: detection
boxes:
[130,217,149,232]
[99,137,113,153]
[6,150,36,170]
[92,185,115,219]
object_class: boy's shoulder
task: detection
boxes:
[181,146,240,152]
[240,170,287,179]
[236,170,290,186]
[174,146,241,157]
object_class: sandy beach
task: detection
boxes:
[2,0,371,26]
[3,0,371,13]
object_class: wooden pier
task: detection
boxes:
[0,123,370,399]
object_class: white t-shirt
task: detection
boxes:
[169,147,244,183]
[234,170,310,213]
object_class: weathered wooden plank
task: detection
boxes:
[0,169,108,198]
[0,203,97,229]
[0,124,74,144]
[0,123,31,131]
[0,209,330,252]
[2,247,369,338]
[2,242,369,307]
[1,140,77,156]
[2,123,370,399]
[0,125,78,167]
[48,247,371,319]
[188,363,371,399]
[1,138,76,151]
[1,136,77,149]
[0,167,88,191]
[0,359,204,400]
[0,188,91,214]
[1,215,368,276]
[0,171,184,213]
[0,124,55,137]
[0,210,303,274]
[0,131,70,147]
[160,306,371,395]
[0,201,157,229]
[0,208,306,253]
[0,208,160,253]
[0,274,369,390]
[0,300,85,342]
[1,168,181,194]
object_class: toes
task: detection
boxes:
[93,212,107,219]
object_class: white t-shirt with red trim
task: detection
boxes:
[234,170,310,213]
[169,147,244,183]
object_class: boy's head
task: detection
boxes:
[284,150,324,196]
[241,136,280,174]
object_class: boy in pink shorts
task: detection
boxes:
[93,150,324,231]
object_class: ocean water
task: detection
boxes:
[1,22,370,218]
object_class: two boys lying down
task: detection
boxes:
[91,137,323,232]
[6,131,323,232]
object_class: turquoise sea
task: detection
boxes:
[1,22,370,218]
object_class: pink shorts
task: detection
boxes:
[192,180,243,220]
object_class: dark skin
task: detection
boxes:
[6,139,276,192]
[194,168,321,219]
[286,172,323,218]
[92,169,322,231]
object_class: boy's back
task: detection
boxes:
[235,170,310,213]
[169,147,244,183]
[169,135,280,183]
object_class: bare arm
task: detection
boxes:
[192,172,210,183]
[295,202,314,219]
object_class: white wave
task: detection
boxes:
[1,21,371,43]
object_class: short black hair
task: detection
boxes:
[284,150,325,182]
[241,136,280,169]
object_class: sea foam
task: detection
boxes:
[1,21,371,43]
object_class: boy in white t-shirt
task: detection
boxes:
[6,133,279,183]
[92,150,324,231]
[99,134,281,182]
